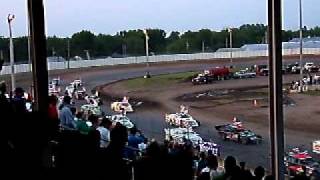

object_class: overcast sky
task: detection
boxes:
[1,0,320,37]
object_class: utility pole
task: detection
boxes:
[299,0,304,90]
[186,40,190,52]
[84,50,90,60]
[122,44,127,57]
[8,14,15,91]
[228,28,233,64]
[143,29,150,78]
[52,47,56,57]
[265,31,268,44]
[67,38,70,68]
[202,40,205,53]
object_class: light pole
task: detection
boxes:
[228,28,233,64]
[84,50,90,60]
[299,0,304,89]
[202,40,205,53]
[186,40,190,52]
[143,29,151,78]
[8,14,15,91]
[67,38,70,68]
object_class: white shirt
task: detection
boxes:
[97,126,110,148]
[138,142,147,152]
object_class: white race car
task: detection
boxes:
[49,83,61,95]
[72,79,82,86]
[233,70,256,79]
[164,127,203,145]
[81,104,103,116]
[50,77,61,86]
[111,102,134,113]
[106,114,134,129]
[65,83,86,99]
[85,95,103,106]
[165,113,200,128]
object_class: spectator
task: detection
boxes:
[134,141,163,180]
[1,81,15,174]
[97,117,112,148]
[240,161,253,180]
[198,154,222,180]
[75,111,90,135]
[128,128,143,149]
[197,152,208,176]
[207,155,222,179]
[253,166,265,180]
[11,87,27,113]
[215,156,239,180]
[48,95,58,120]
[59,96,77,130]
[84,114,101,175]
[48,95,59,139]
[99,123,129,180]
[264,175,274,180]
[138,138,148,153]
[0,81,12,121]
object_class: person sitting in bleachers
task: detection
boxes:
[59,96,77,130]
[97,117,112,148]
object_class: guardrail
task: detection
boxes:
[1,48,320,75]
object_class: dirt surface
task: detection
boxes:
[102,72,320,169]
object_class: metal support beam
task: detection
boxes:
[27,0,48,114]
[268,0,285,180]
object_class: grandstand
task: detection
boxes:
[218,37,320,52]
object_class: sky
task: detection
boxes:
[1,0,320,37]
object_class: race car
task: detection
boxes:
[72,79,82,86]
[192,74,211,85]
[164,127,203,145]
[106,114,134,129]
[49,83,61,95]
[50,77,61,86]
[215,118,262,144]
[65,83,86,99]
[165,113,200,128]
[285,148,319,176]
[80,104,103,116]
[85,95,103,106]
[111,97,134,113]
[233,70,256,79]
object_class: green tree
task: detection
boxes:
[71,30,96,58]
[0,37,9,62]
[47,36,68,58]
[147,29,166,54]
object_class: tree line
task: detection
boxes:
[1,24,320,62]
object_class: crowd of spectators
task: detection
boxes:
[2,82,319,179]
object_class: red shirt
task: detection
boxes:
[48,104,58,120]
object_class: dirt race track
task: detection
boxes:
[2,55,320,170]
[100,58,320,170]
